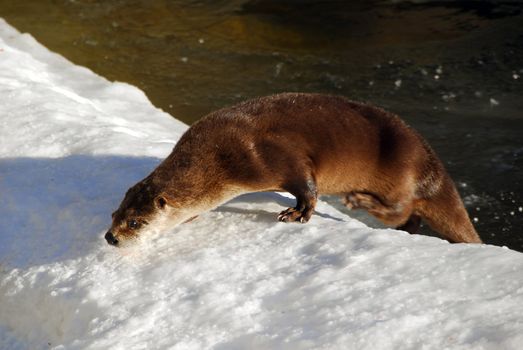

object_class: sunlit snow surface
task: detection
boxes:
[1,18,522,350]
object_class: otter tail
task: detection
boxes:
[416,177,482,244]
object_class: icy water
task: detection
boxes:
[1,0,522,250]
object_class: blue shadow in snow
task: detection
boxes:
[221,192,345,223]
[0,155,161,269]
[0,155,345,270]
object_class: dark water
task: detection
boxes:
[1,0,522,250]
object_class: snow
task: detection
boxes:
[1,18,523,350]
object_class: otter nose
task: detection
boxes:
[105,231,119,246]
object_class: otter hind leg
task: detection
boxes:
[343,191,386,211]
[343,191,417,232]
[278,178,317,223]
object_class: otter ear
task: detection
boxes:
[155,195,168,209]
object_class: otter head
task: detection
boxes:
[105,179,182,247]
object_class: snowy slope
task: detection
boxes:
[1,18,523,350]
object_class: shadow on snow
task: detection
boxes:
[0,155,346,270]
[0,155,161,269]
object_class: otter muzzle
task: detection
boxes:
[105,231,119,246]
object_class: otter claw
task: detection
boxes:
[278,208,310,223]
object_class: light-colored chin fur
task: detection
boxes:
[146,206,188,235]
[113,235,139,248]
[117,187,249,246]
[119,206,202,245]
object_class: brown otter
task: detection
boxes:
[105,93,482,246]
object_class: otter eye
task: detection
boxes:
[128,219,139,229]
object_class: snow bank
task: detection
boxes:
[1,18,522,350]
[0,19,186,159]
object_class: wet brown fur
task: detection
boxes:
[108,93,482,244]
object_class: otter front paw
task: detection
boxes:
[278,207,311,223]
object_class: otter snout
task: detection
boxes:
[105,231,119,246]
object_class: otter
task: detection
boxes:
[105,93,482,246]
